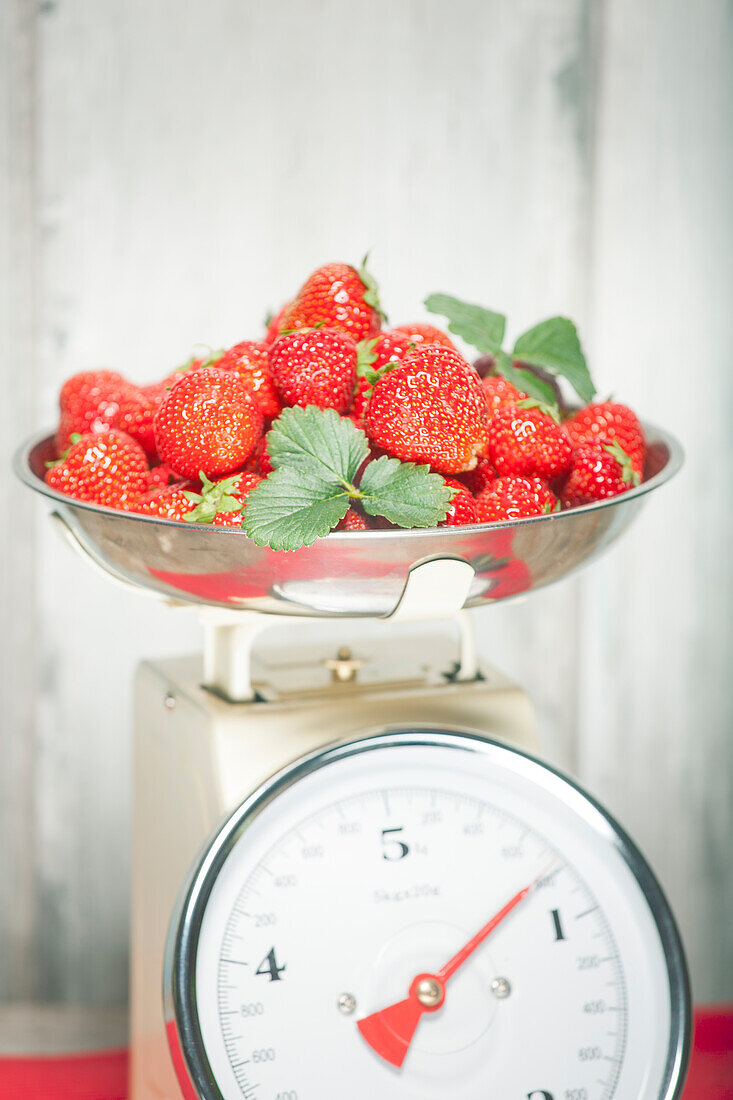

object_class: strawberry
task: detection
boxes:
[213,340,282,417]
[337,509,371,531]
[279,260,383,341]
[269,329,358,413]
[561,440,640,508]
[456,453,496,496]
[564,402,646,477]
[487,403,573,480]
[45,430,148,510]
[364,345,490,474]
[133,482,200,520]
[55,370,143,453]
[264,301,292,345]
[393,323,456,350]
[440,478,480,526]
[482,374,528,415]
[476,476,558,522]
[186,471,263,527]
[144,463,179,490]
[245,435,274,476]
[154,368,263,480]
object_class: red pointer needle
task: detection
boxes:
[357,878,538,1068]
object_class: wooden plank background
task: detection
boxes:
[1,0,730,1026]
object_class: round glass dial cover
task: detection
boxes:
[165,728,690,1100]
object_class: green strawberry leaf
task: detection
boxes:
[266,406,370,488]
[242,468,351,551]
[359,252,387,322]
[512,317,595,403]
[356,337,379,377]
[493,351,560,409]
[358,456,453,528]
[183,471,244,523]
[516,397,562,424]
[424,294,506,354]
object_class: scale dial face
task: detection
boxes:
[165,729,690,1100]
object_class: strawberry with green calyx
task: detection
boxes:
[270,329,358,413]
[213,340,282,417]
[476,476,558,523]
[184,471,263,526]
[563,401,646,478]
[487,403,573,481]
[45,430,149,510]
[364,345,490,475]
[242,406,453,551]
[132,482,200,520]
[561,440,641,509]
[351,332,414,422]
[154,367,263,480]
[424,293,596,409]
[279,259,384,341]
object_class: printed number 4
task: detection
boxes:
[256,947,286,982]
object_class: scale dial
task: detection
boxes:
[165,728,690,1100]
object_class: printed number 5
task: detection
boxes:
[381,827,409,861]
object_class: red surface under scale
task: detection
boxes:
[0,1008,729,1100]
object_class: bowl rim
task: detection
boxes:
[13,422,684,544]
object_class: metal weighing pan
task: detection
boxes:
[14,425,683,617]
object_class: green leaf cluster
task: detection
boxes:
[424,294,596,411]
[242,406,453,551]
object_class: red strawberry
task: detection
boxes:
[213,340,282,418]
[56,370,143,453]
[133,482,200,520]
[245,436,274,476]
[561,441,640,508]
[117,388,161,459]
[564,402,646,477]
[440,478,480,526]
[144,463,179,491]
[264,301,292,345]
[482,374,528,415]
[45,430,148,510]
[476,476,558,522]
[154,368,263,480]
[337,509,370,531]
[456,453,497,496]
[364,345,490,475]
[487,404,573,480]
[393,323,456,351]
[269,329,358,413]
[279,260,383,341]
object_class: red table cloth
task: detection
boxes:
[0,1006,730,1099]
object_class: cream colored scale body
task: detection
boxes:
[130,625,537,1100]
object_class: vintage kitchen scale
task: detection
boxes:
[16,424,690,1100]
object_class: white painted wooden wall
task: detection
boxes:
[1,0,731,1025]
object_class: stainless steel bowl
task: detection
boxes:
[14,426,683,617]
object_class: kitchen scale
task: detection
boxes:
[15,425,691,1100]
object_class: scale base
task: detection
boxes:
[129,629,537,1100]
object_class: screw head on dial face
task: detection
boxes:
[337,993,356,1015]
[415,976,444,1008]
[491,976,511,999]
